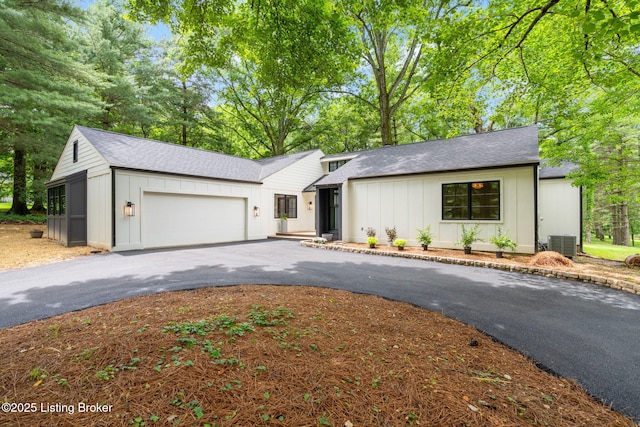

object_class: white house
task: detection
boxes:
[538,161,582,251]
[47,125,581,254]
[47,126,322,251]
[312,126,540,253]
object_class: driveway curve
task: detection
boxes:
[1,239,639,422]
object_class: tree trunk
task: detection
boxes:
[379,102,393,146]
[30,161,48,213]
[595,223,605,241]
[611,201,630,246]
[583,187,594,243]
[181,81,188,146]
[102,107,111,130]
[8,148,30,215]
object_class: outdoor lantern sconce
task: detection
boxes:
[308,201,313,210]
[253,206,260,217]
[125,201,135,217]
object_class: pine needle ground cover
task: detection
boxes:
[0,285,635,427]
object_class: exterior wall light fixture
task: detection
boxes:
[253,206,260,217]
[308,201,313,210]
[125,201,135,217]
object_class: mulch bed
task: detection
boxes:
[1,285,635,427]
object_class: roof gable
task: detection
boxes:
[74,126,320,184]
[255,149,323,180]
[316,126,540,186]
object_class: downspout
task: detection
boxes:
[337,184,343,241]
[111,168,116,249]
[579,185,584,253]
[533,164,539,253]
[315,190,320,237]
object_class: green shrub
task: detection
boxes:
[416,226,433,246]
[490,227,517,252]
[393,239,407,248]
[458,224,481,248]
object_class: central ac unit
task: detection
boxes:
[547,235,577,258]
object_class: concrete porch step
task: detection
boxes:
[268,231,316,240]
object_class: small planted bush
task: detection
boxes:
[312,237,328,244]
[385,226,397,246]
[394,239,407,250]
[416,226,433,250]
[458,224,482,253]
[367,236,378,248]
[490,227,517,257]
[365,227,376,238]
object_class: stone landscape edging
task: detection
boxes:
[300,241,639,295]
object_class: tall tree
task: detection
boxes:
[478,0,640,245]
[541,91,640,246]
[313,97,379,153]
[79,0,153,132]
[128,0,355,156]
[338,0,482,146]
[0,0,101,214]
[146,40,220,148]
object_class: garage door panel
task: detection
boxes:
[143,193,246,248]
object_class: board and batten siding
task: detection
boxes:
[539,178,581,245]
[261,150,324,233]
[49,126,113,250]
[49,127,110,181]
[87,173,112,250]
[112,170,262,251]
[345,166,537,254]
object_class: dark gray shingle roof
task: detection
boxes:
[539,160,578,179]
[315,126,539,186]
[77,126,316,183]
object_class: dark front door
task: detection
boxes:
[316,186,341,240]
[329,188,339,232]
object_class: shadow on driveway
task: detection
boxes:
[1,240,639,422]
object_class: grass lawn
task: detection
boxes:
[583,238,639,261]
[0,203,46,223]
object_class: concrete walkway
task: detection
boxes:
[1,239,638,422]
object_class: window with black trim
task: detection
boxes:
[47,185,66,215]
[442,180,500,220]
[274,194,297,219]
[73,140,78,163]
[329,160,349,172]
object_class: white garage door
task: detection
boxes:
[143,192,247,248]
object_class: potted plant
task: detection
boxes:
[394,239,407,251]
[385,226,397,246]
[30,229,44,238]
[490,227,517,258]
[280,214,288,233]
[458,224,481,254]
[416,226,433,251]
[367,236,378,248]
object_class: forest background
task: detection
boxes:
[1,0,638,245]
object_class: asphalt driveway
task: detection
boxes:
[1,239,639,422]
